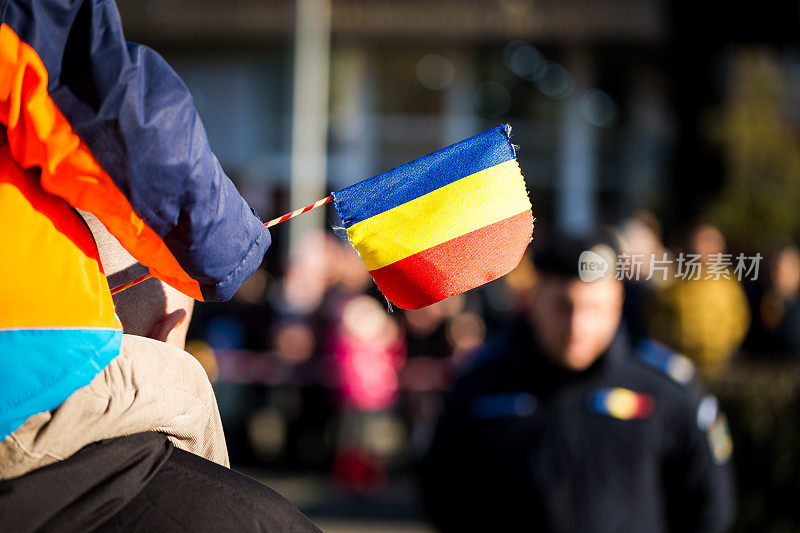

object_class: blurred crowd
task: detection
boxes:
[617,211,800,375]
[185,211,800,515]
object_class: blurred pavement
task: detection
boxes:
[246,472,435,533]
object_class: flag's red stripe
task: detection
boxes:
[369,210,533,309]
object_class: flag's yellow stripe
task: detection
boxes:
[347,158,531,271]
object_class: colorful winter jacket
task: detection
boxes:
[0,0,270,439]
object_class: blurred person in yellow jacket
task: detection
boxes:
[649,224,750,378]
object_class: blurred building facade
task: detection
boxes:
[117,0,674,241]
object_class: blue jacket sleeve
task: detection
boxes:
[1,0,270,301]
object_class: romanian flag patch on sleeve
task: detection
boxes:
[589,387,655,420]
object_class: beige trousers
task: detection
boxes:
[0,334,229,480]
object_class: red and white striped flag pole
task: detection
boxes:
[109,195,333,295]
[264,195,333,228]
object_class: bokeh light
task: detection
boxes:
[536,61,574,99]
[504,41,545,81]
[416,54,455,91]
[474,80,512,117]
[580,89,620,128]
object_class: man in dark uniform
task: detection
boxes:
[421,235,735,532]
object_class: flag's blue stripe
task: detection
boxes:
[0,328,122,439]
[333,125,515,228]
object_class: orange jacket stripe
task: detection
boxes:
[0,23,203,301]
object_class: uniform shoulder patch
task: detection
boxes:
[588,387,655,420]
[695,393,732,464]
[706,413,733,464]
[696,394,719,431]
[636,338,696,386]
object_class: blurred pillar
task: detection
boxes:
[556,49,597,236]
[289,0,331,252]
[331,45,377,189]
[624,71,671,214]
[443,51,478,145]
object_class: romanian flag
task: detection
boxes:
[333,125,533,310]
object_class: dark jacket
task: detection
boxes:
[422,325,735,533]
[0,432,320,532]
